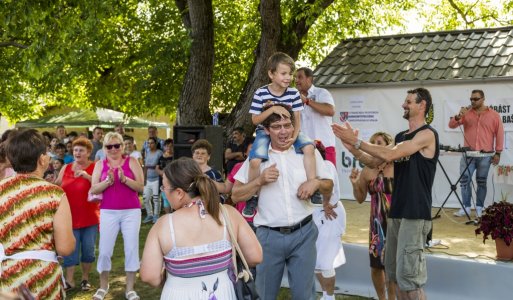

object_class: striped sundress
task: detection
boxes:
[0,175,65,299]
[161,214,236,300]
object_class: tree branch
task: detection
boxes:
[447,0,470,27]
[0,41,28,49]
[174,0,191,29]
[280,0,334,58]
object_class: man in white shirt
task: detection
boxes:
[232,103,333,300]
[296,67,337,166]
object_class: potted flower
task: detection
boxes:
[475,194,513,260]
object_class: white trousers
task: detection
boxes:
[97,209,141,273]
[143,179,160,217]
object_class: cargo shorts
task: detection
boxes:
[384,218,431,291]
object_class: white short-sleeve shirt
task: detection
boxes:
[300,84,336,148]
[234,146,333,227]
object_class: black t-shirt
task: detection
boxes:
[225,137,252,173]
[205,168,226,204]
[389,124,439,220]
[157,155,173,186]
[158,155,174,170]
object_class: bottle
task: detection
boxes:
[213,112,219,126]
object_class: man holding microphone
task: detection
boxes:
[449,89,504,218]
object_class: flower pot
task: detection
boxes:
[495,238,513,261]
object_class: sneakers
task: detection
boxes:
[476,206,483,218]
[453,207,470,217]
[152,215,159,224]
[80,279,91,291]
[242,196,258,218]
[311,190,323,206]
[143,215,154,224]
[453,207,483,218]
[426,239,441,248]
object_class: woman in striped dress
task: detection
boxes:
[140,157,262,299]
[0,129,75,299]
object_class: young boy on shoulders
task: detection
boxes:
[244,52,317,217]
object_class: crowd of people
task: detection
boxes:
[0,51,504,300]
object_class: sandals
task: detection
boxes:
[125,290,140,300]
[91,286,138,300]
[92,287,109,300]
[64,281,74,291]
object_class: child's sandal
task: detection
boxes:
[125,290,140,300]
[92,287,109,300]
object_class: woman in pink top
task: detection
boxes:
[90,132,144,300]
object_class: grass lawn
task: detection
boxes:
[66,215,371,300]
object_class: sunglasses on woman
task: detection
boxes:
[105,143,121,150]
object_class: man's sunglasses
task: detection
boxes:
[470,97,482,102]
[105,143,121,150]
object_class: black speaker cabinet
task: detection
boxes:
[173,125,224,173]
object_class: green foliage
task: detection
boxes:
[211,0,260,110]
[413,0,513,31]
[1,0,513,123]
[1,0,188,120]
[299,0,416,66]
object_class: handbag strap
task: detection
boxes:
[220,204,253,279]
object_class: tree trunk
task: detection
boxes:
[175,0,214,125]
[224,0,334,136]
[225,0,282,135]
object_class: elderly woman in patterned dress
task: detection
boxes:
[0,129,74,299]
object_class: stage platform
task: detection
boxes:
[281,200,513,299]
[342,200,497,260]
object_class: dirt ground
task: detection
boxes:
[340,200,499,261]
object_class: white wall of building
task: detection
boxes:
[0,115,14,136]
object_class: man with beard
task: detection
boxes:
[333,88,438,300]
[231,103,333,300]
[449,89,504,218]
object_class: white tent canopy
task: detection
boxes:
[16,107,169,129]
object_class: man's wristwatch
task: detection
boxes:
[354,139,362,150]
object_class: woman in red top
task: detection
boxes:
[56,137,99,291]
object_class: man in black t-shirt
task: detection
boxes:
[224,127,252,174]
[333,88,438,300]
